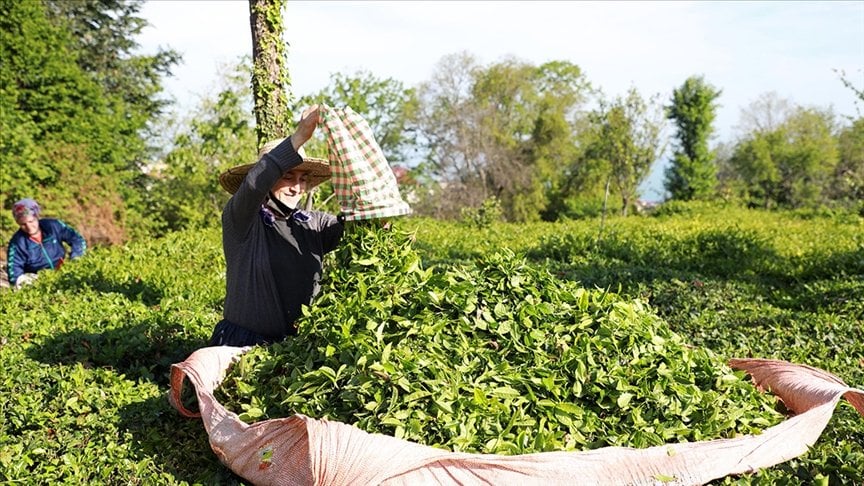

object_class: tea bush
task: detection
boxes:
[0,228,242,484]
[1,203,861,484]
[216,224,781,454]
[408,204,864,483]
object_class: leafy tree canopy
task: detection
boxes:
[664,75,722,201]
[729,102,839,209]
[0,0,179,246]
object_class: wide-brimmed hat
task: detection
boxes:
[219,139,330,194]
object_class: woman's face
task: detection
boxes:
[16,215,40,236]
[270,170,308,208]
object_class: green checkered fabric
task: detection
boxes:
[319,105,412,221]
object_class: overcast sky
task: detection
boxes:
[138,0,864,200]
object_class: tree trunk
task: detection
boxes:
[248,0,290,147]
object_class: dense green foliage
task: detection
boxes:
[413,54,593,221]
[665,76,722,201]
[3,1,862,249]
[727,106,840,209]
[0,0,177,245]
[831,117,864,204]
[144,61,257,234]
[2,6,862,481]
[216,224,781,455]
[4,0,860,243]
[578,88,666,216]
[43,0,179,131]
[1,204,861,484]
[0,228,230,483]
[136,61,861,224]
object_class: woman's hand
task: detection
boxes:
[291,105,320,150]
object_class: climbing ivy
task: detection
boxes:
[249,0,292,146]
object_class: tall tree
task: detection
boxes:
[832,118,864,204]
[0,0,173,244]
[523,61,593,221]
[664,76,722,201]
[44,0,179,138]
[582,88,666,216]
[469,57,544,220]
[414,53,590,221]
[729,103,839,208]
[413,52,485,218]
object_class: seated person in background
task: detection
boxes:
[6,198,87,288]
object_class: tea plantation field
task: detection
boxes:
[1,202,862,484]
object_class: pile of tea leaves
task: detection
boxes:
[216,222,781,454]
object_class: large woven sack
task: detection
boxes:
[317,105,412,221]
[169,347,863,485]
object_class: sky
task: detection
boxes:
[138,0,864,201]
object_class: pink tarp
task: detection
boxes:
[169,346,863,485]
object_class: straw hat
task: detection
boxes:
[219,139,330,194]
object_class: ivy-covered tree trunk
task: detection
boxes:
[248,0,291,147]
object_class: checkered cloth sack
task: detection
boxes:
[318,105,412,221]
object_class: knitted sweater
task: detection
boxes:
[221,138,343,339]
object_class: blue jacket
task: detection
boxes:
[7,218,87,285]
